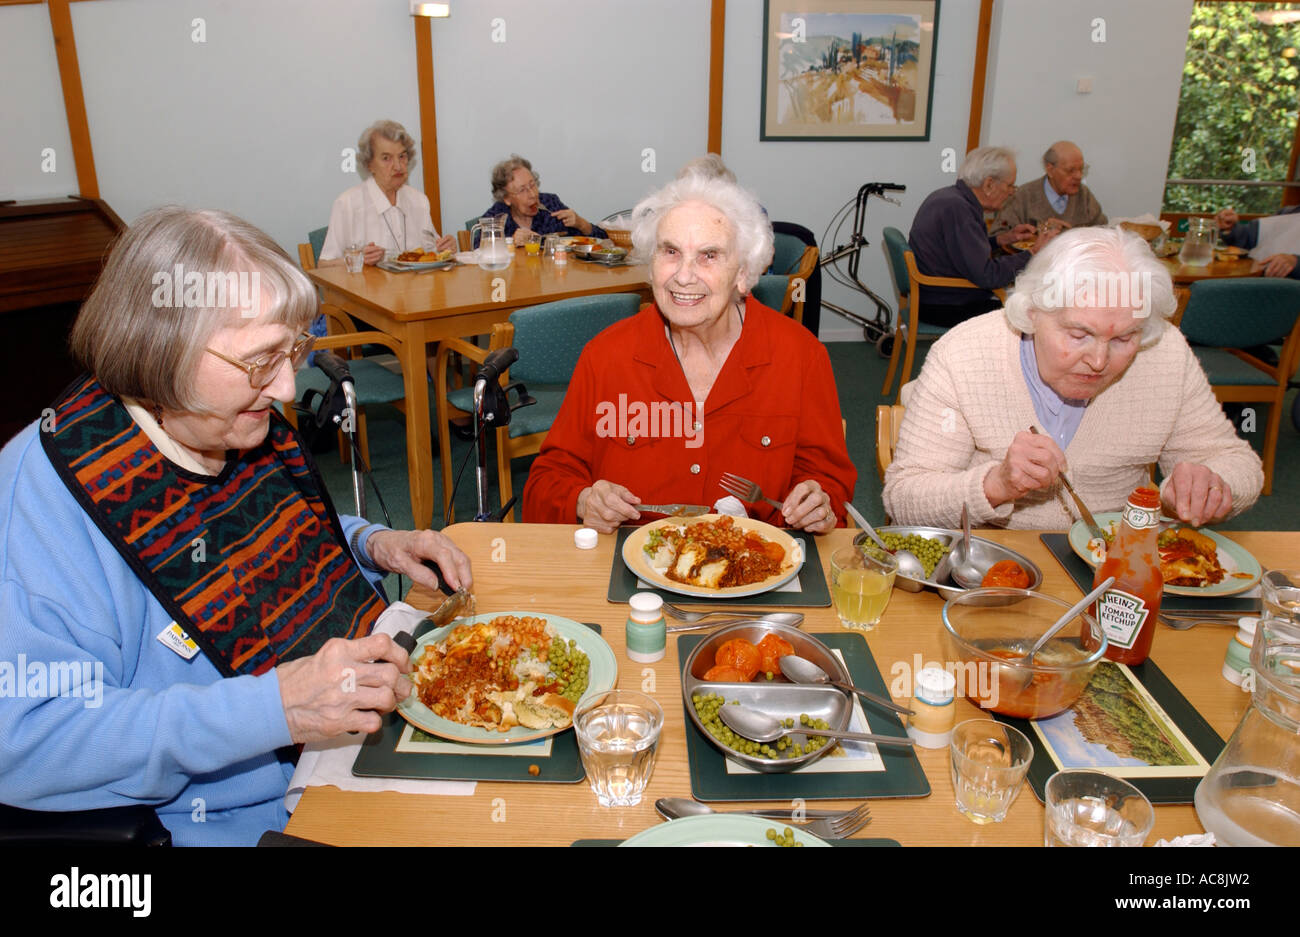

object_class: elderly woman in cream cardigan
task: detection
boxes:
[882,226,1263,530]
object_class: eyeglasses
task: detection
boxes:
[206,332,315,389]
[1052,163,1090,177]
[508,177,539,197]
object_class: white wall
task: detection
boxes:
[1,2,78,201]
[431,0,710,234]
[982,0,1194,219]
[1,0,1194,342]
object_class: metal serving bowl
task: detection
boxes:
[681,621,852,774]
[853,525,1043,600]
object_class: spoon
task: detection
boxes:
[949,504,984,589]
[717,703,917,747]
[843,501,926,581]
[665,612,804,634]
[1019,577,1115,666]
[778,654,914,716]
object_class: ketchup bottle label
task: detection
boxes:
[1095,589,1150,649]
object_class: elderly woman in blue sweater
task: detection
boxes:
[0,207,471,845]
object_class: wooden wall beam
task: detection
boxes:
[966,0,995,154]
[707,0,726,155]
[47,0,99,198]
[413,14,442,231]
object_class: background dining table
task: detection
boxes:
[284,523,1284,846]
[307,254,652,529]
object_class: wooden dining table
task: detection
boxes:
[284,523,1284,846]
[307,255,652,529]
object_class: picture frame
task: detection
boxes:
[760,0,941,142]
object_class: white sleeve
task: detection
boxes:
[318,189,354,261]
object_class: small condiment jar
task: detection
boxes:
[553,243,568,265]
[1222,617,1258,687]
[907,666,957,749]
[625,592,666,663]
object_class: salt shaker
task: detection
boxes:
[625,592,666,663]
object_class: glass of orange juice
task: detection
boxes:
[830,547,897,631]
[523,232,542,256]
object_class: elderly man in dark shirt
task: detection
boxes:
[1216,204,1300,279]
[908,146,1057,328]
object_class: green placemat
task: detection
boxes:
[995,658,1225,806]
[572,837,900,847]
[608,526,831,607]
[679,632,930,801]
[1039,533,1260,613]
[350,623,604,784]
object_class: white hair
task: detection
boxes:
[630,174,774,290]
[958,146,1016,187]
[1004,226,1176,346]
[356,120,418,180]
[676,154,737,183]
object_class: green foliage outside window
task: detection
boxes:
[1164,2,1300,214]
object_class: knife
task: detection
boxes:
[393,575,475,655]
[842,501,890,552]
[635,503,711,517]
[1029,426,1106,540]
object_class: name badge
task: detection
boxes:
[156,622,200,660]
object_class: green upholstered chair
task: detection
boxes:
[435,293,643,522]
[880,226,1005,401]
[758,237,818,324]
[1179,278,1300,494]
[750,274,790,315]
[284,309,409,468]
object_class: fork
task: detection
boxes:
[1159,613,1245,631]
[662,601,738,622]
[719,472,783,510]
[657,800,871,839]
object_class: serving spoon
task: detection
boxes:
[843,501,926,581]
[1012,577,1115,668]
[778,654,914,716]
[717,703,916,747]
[664,612,804,634]
[949,504,984,589]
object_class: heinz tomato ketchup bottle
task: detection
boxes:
[1082,486,1163,666]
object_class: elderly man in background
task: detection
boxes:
[909,146,1056,329]
[993,141,1108,236]
[882,227,1262,531]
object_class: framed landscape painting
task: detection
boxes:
[760,0,940,141]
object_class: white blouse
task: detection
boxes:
[319,176,440,260]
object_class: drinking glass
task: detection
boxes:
[523,231,542,256]
[343,244,364,273]
[1261,569,1300,624]
[1179,217,1217,267]
[574,689,663,807]
[1045,770,1154,846]
[949,719,1033,823]
[830,546,898,631]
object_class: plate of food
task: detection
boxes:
[575,246,630,265]
[1067,513,1261,597]
[397,611,617,743]
[622,514,804,598]
[1011,240,1035,251]
[390,248,457,270]
[1215,245,1249,261]
[620,814,828,847]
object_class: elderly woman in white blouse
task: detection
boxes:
[882,226,1263,530]
[319,119,455,267]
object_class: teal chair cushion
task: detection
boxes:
[1180,279,1300,349]
[917,322,947,338]
[509,293,642,385]
[882,226,911,300]
[308,226,328,264]
[296,357,408,407]
[1191,348,1279,386]
[465,216,481,232]
[750,274,789,312]
[771,232,805,276]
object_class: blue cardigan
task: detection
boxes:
[473,192,608,247]
[908,180,1032,305]
[0,421,386,846]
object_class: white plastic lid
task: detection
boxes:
[1237,616,1259,640]
[915,666,957,704]
[629,592,664,615]
[574,528,598,549]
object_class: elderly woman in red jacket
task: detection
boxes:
[521,171,856,533]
